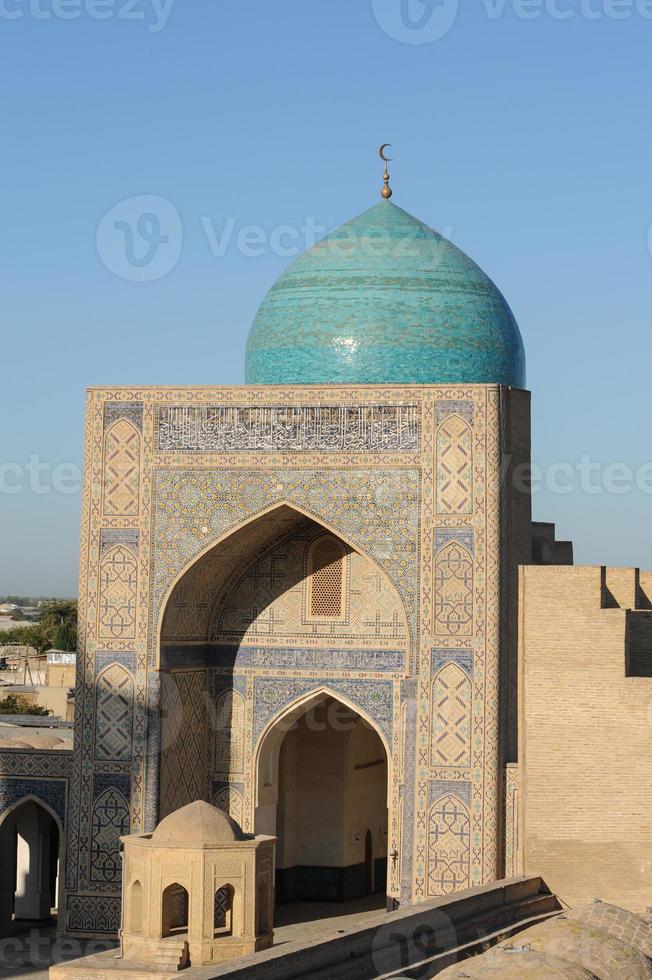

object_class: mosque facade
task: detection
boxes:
[1,189,650,941]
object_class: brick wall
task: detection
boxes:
[518,564,652,910]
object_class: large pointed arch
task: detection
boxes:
[157,500,413,661]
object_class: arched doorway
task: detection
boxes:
[161,882,189,937]
[256,692,389,909]
[0,797,62,936]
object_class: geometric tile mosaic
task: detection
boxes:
[94,664,134,762]
[103,419,140,517]
[430,663,472,768]
[435,413,473,515]
[427,792,471,896]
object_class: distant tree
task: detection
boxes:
[39,601,77,652]
[0,623,43,649]
[0,694,52,716]
[0,602,77,655]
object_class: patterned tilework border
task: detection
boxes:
[99,528,139,556]
[160,644,406,673]
[92,772,131,800]
[143,672,161,834]
[414,387,503,902]
[428,779,471,808]
[252,677,394,748]
[431,649,474,677]
[434,528,474,555]
[0,750,72,779]
[0,776,67,826]
[504,764,520,878]
[435,400,474,426]
[156,405,420,454]
[95,651,137,675]
[400,678,418,906]
[65,895,122,934]
[104,401,143,432]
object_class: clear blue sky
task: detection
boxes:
[1,0,651,595]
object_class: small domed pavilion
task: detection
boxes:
[119,800,275,969]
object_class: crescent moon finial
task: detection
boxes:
[378,144,393,199]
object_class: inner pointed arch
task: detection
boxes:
[159,501,411,655]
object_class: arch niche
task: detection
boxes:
[255,689,390,906]
[0,796,63,937]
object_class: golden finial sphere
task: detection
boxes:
[381,185,393,199]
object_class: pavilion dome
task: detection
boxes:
[245,200,525,387]
[152,800,246,845]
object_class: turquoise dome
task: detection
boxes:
[245,201,525,387]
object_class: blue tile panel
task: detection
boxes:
[246,201,525,388]
[161,644,406,673]
[431,648,474,678]
[252,676,394,747]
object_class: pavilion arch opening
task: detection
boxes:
[157,504,408,837]
[0,797,62,937]
[255,691,389,907]
[213,884,235,937]
[161,882,189,937]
